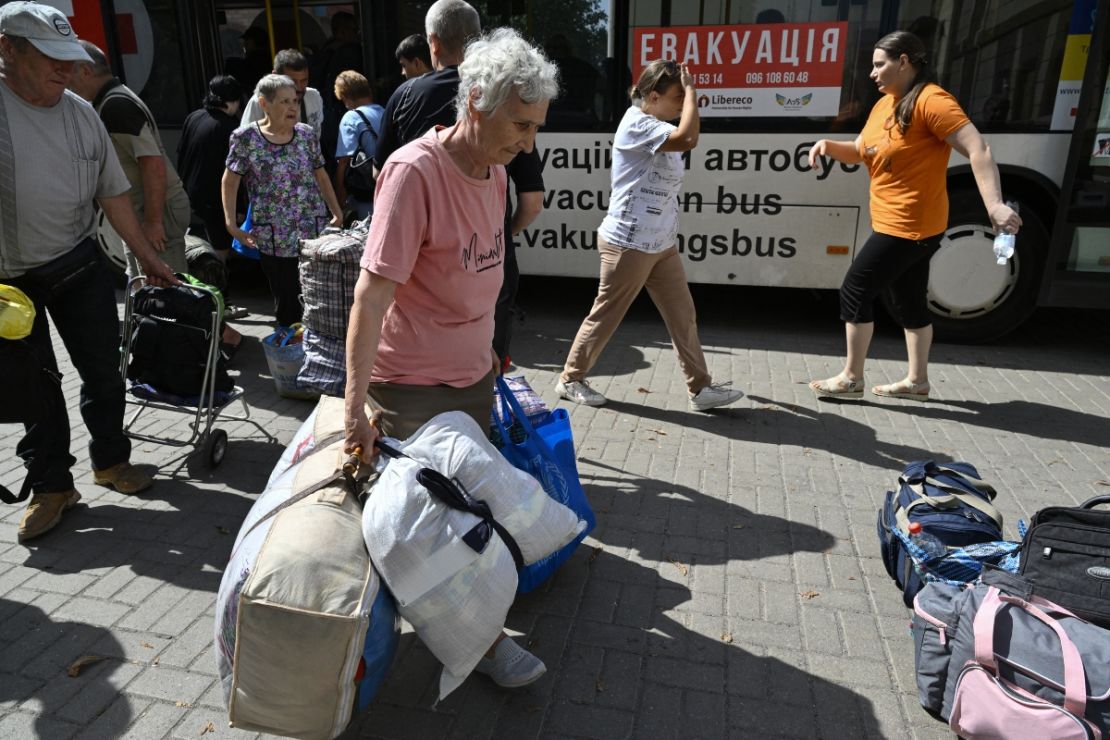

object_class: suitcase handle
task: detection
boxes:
[1080,495,1110,509]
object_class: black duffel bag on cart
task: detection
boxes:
[1019,495,1110,628]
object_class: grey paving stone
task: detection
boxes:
[0,709,79,740]
[122,666,214,705]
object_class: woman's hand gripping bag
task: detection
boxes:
[363,411,584,700]
[214,397,398,740]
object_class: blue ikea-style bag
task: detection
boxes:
[230,204,260,260]
[492,375,595,592]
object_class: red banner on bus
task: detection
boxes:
[633,22,848,117]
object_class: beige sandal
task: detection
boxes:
[809,373,864,399]
[871,379,930,401]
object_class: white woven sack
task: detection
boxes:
[401,411,586,564]
[363,411,583,700]
[215,397,385,740]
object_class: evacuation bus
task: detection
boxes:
[29,0,1110,341]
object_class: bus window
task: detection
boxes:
[114,1,189,126]
[476,0,614,131]
[891,2,1071,133]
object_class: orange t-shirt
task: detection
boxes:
[858,84,970,240]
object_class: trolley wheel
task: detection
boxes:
[206,429,229,468]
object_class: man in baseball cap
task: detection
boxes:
[0,1,93,63]
[1,0,177,543]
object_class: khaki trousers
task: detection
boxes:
[562,240,711,395]
[366,370,496,440]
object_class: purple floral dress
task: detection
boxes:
[226,122,329,258]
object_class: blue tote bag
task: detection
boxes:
[492,375,595,592]
[230,204,260,260]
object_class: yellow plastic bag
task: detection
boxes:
[0,285,35,340]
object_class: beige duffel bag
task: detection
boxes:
[214,397,398,739]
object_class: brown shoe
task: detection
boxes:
[92,462,153,494]
[18,490,81,543]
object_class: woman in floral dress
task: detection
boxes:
[221,74,343,326]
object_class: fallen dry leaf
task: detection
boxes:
[588,546,603,563]
[67,655,107,677]
[175,701,192,708]
[721,632,734,644]
[140,641,154,649]
[636,387,651,394]
[200,721,216,735]
[595,678,605,693]
[669,558,688,577]
[800,590,820,600]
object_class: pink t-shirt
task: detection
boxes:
[361,127,508,387]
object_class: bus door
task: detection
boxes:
[1042,0,1110,307]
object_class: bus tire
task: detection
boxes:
[96,208,130,286]
[893,189,1047,344]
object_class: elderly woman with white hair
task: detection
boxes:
[222,74,343,326]
[343,28,559,688]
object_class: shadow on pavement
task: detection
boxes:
[867,398,1110,450]
[579,458,837,564]
[605,396,933,470]
[346,548,881,739]
[17,479,255,592]
[0,598,132,737]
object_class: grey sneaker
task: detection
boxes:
[474,637,546,688]
[555,379,607,407]
[689,382,744,411]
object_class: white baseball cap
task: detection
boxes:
[0,2,93,62]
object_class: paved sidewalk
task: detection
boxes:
[1,277,1107,740]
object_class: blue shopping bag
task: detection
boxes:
[492,375,595,592]
[230,204,260,260]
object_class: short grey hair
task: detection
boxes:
[78,40,111,75]
[254,73,295,103]
[455,28,559,120]
[425,0,479,57]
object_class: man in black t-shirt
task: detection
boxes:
[372,0,479,170]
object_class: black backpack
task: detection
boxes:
[126,283,233,398]
[343,109,378,201]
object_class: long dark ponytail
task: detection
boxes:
[875,31,933,134]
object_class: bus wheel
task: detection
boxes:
[912,191,1046,344]
[96,209,130,285]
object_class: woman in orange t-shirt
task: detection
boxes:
[806,31,1021,401]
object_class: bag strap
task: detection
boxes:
[1080,495,1110,509]
[352,109,378,141]
[973,587,1088,716]
[898,480,1003,529]
[376,439,525,570]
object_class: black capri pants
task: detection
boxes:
[839,231,942,329]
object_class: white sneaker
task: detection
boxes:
[689,381,744,411]
[474,638,546,688]
[555,379,607,407]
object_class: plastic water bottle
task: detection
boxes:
[907,522,947,559]
[992,200,1019,265]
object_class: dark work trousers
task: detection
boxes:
[492,233,519,361]
[839,231,942,328]
[8,240,130,493]
[259,253,303,327]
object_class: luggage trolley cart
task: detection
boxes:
[119,276,249,467]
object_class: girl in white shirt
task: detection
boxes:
[556,60,743,412]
